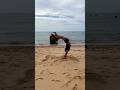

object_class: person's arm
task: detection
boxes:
[53,32,64,40]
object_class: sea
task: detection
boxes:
[35,31,85,45]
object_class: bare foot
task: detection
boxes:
[63,56,67,59]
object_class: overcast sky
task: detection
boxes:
[35,0,85,32]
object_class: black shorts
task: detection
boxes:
[64,38,69,43]
[65,43,71,51]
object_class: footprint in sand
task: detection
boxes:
[62,76,82,87]
[49,72,56,75]
[42,55,51,61]
[74,69,78,70]
[36,77,44,80]
[42,55,58,62]
[67,55,80,62]
[51,79,61,82]
[73,84,78,90]
[42,55,80,64]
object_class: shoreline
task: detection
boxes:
[35,43,85,47]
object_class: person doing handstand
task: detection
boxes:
[52,32,71,59]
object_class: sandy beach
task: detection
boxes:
[0,46,34,90]
[35,45,85,90]
[86,45,120,90]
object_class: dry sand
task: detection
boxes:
[35,45,85,90]
[86,45,120,90]
[0,45,119,90]
[0,46,34,90]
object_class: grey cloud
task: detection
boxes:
[35,14,75,19]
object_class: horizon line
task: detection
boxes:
[35,30,85,32]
